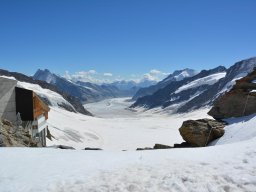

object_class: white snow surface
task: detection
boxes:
[0,75,16,80]
[210,114,256,145]
[175,72,226,94]
[1,137,256,192]
[47,98,211,150]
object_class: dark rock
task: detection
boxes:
[52,145,75,150]
[2,119,13,127]
[136,147,154,151]
[173,142,193,148]
[84,147,102,150]
[46,128,54,141]
[153,143,172,149]
[179,119,225,147]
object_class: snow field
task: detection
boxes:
[1,138,256,192]
[47,98,211,150]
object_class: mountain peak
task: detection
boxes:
[33,69,56,84]
[162,68,198,83]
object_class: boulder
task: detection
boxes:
[179,119,225,147]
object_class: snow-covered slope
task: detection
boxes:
[175,72,226,94]
[210,114,256,145]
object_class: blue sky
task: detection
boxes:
[0,0,256,82]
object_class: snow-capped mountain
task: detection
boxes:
[131,66,227,112]
[132,68,198,100]
[34,69,158,103]
[33,69,57,84]
[162,68,198,82]
[131,57,256,113]
[34,69,127,103]
[0,69,92,115]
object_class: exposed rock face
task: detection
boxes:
[179,119,225,147]
[0,119,39,147]
[208,69,256,119]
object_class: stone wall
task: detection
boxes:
[0,77,17,122]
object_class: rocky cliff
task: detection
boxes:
[208,68,256,119]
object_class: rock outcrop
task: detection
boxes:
[0,119,39,147]
[179,119,225,147]
[208,69,256,119]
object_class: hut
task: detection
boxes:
[0,77,50,146]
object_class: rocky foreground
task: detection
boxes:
[0,119,39,147]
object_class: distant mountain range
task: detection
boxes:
[131,57,256,113]
[1,57,255,116]
[33,69,157,103]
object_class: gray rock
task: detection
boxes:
[179,119,225,147]
[153,144,172,149]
